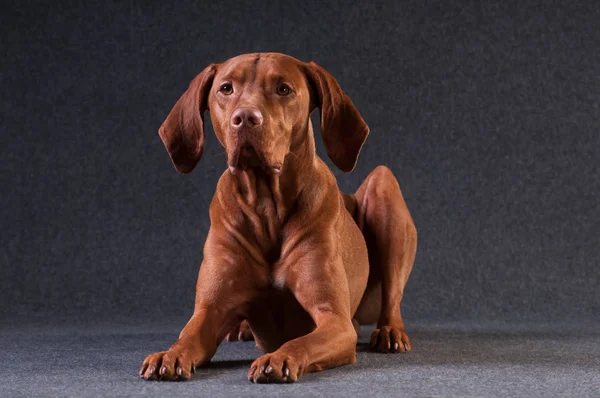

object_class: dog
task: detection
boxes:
[140,53,417,383]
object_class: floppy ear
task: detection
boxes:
[304,61,369,172]
[158,64,216,173]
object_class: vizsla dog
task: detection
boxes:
[140,53,417,383]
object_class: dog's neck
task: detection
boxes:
[228,122,320,257]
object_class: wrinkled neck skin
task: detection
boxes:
[223,122,320,260]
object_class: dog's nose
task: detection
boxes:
[231,107,263,129]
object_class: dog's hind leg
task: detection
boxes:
[351,166,417,353]
[225,320,254,342]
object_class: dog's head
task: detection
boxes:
[159,53,369,174]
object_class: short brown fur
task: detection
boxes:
[141,53,417,383]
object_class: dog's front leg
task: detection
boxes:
[141,231,264,381]
[248,251,357,383]
[139,306,223,381]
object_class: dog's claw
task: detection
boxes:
[140,350,195,381]
[249,353,304,383]
[370,326,411,354]
[225,320,254,342]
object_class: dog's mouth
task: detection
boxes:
[228,143,282,175]
[240,144,258,159]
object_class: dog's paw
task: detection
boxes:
[248,352,306,383]
[139,348,195,381]
[370,326,411,353]
[225,320,254,342]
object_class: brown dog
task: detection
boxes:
[140,53,417,383]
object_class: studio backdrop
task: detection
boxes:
[1,0,598,326]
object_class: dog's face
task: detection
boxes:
[159,53,369,174]
[208,54,312,174]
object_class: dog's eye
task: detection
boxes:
[220,84,233,95]
[276,84,292,96]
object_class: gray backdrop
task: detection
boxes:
[2,0,599,327]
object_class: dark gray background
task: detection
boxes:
[2,0,599,327]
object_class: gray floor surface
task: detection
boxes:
[1,322,598,397]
